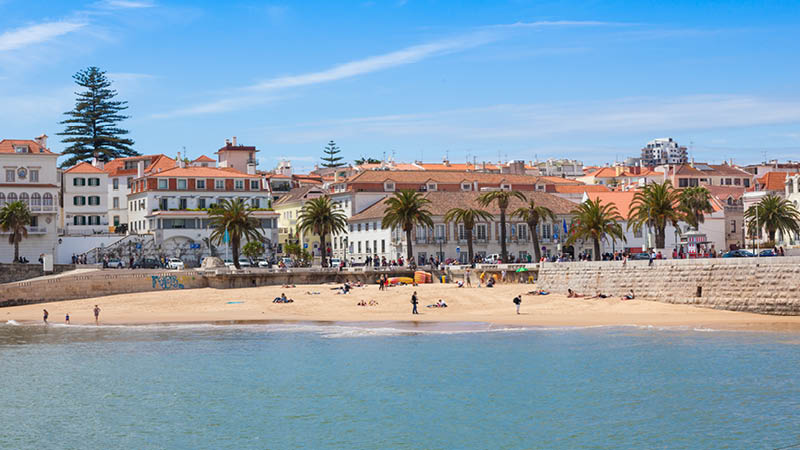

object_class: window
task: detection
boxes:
[357,241,362,253]
[373,240,377,254]
[250,180,260,190]
[475,224,488,240]
[74,177,86,186]
[350,224,354,232]
[542,224,551,239]
[113,216,120,226]
[730,220,736,233]
[461,183,472,191]
[7,193,16,203]
[179,198,188,209]
[158,179,168,189]
[89,216,101,225]
[88,196,100,205]
[384,181,395,192]
[5,169,14,182]
[634,228,643,238]
[197,179,206,189]
[73,196,86,206]
[366,222,370,231]
[734,178,741,186]
[381,240,385,252]
[215,179,224,190]
[159,198,168,210]
[725,178,732,185]
[678,178,688,188]
[113,197,119,209]
[19,193,28,205]
[73,216,86,226]
[251,198,260,208]
[235,180,244,190]
[357,223,361,232]
[29,169,39,182]
[113,178,119,190]
[744,179,750,188]
[177,179,188,190]
[435,224,446,240]
[198,198,207,209]
[127,177,133,188]
[427,183,437,191]
[30,193,41,208]
[88,178,100,186]
[458,224,467,240]
[518,224,528,240]
[501,184,511,191]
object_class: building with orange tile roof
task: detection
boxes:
[62,161,110,235]
[0,135,60,263]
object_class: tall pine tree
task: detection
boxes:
[321,140,344,168]
[58,67,138,167]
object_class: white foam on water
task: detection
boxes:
[5,320,21,326]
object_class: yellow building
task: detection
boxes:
[273,186,326,258]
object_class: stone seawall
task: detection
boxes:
[0,263,76,284]
[0,268,418,307]
[536,257,800,315]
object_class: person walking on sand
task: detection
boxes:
[42,309,49,324]
[465,268,472,287]
[411,291,419,315]
[513,295,522,315]
[65,313,70,324]
[93,305,101,324]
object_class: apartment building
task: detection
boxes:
[102,154,175,230]
[640,138,688,166]
[274,186,326,257]
[62,161,109,234]
[0,136,60,263]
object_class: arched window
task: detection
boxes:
[7,192,17,203]
[31,192,41,206]
[0,192,5,206]
[727,196,734,206]
[43,193,53,207]
[19,192,29,205]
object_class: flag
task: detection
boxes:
[223,228,230,243]
[563,218,568,234]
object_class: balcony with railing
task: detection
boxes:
[0,225,49,234]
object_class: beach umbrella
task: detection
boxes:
[515,267,528,273]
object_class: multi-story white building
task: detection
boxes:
[127,162,278,264]
[533,159,584,178]
[62,161,110,235]
[0,136,60,263]
[640,138,688,167]
[102,154,175,230]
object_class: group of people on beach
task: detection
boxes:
[42,305,101,325]
[567,289,635,300]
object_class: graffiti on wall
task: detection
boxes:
[151,275,186,290]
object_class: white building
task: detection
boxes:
[102,154,176,230]
[0,136,60,263]
[533,159,584,178]
[640,138,688,167]
[62,161,109,235]
[127,162,278,265]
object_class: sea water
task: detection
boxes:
[0,321,798,449]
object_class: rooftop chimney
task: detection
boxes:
[91,154,104,170]
[225,138,230,146]
[247,161,256,175]
[232,136,237,146]
[137,160,145,178]
[34,134,48,150]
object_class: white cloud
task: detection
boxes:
[100,0,155,9]
[264,95,800,144]
[0,21,87,52]
[153,20,616,118]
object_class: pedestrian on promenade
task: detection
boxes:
[648,250,655,267]
[513,295,522,315]
[42,309,49,324]
[93,305,101,324]
[411,292,419,315]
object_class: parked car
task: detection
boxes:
[723,249,755,258]
[107,259,124,269]
[257,258,271,268]
[629,252,651,260]
[280,257,294,267]
[134,258,163,269]
[759,249,777,257]
[167,258,185,270]
[223,259,235,267]
[330,258,342,267]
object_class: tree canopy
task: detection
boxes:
[58,67,138,167]
[321,140,344,168]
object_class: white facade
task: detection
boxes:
[62,162,109,235]
[347,217,395,265]
[641,138,688,166]
[0,137,60,263]
[534,159,584,178]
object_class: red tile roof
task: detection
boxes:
[546,184,610,194]
[215,143,257,154]
[64,162,106,174]
[193,155,215,162]
[756,171,797,191]
[148,166,259,178]
[0,139,55,155]
[103,154,176,177]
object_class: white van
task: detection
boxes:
[485,254,501,263]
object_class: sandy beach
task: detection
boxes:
[4,282,800,332]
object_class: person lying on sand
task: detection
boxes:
[621,290,635,301]
[357,300,367,306]
[526,290,549,295]
[426,299,448,308]
[456,281,464,288]
[589,292,609,299]
[281,284,296,288]
[567,289,585,298]
[273,293,295,303]
[306,291,321,295]
[369,300,379,306]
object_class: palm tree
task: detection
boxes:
[208,198,263,269]
[511,198,556,262]
[628,181,682,249]
[744,194,800,243]
[477,190,526,262]
[679,186,714,229]
[0,201,32,263]
[297,196,348,267]
[566,197,625,261]
[382,190,433,264]
[443,207,494,264]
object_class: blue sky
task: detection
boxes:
[1,0,799,171]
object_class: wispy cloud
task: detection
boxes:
[99,0,155,9]
[263,95,800,144]
[0,21,87,52]
[153,20,614,118]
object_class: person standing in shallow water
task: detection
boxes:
[93,305,101,324]
[42,309,49,324]
[411,291,419,315]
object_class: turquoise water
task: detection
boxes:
[1,321,798,449]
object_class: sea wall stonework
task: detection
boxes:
[536,257,800,315]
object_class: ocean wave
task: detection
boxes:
[4,320,21,326]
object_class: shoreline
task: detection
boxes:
[4,283,800,333]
